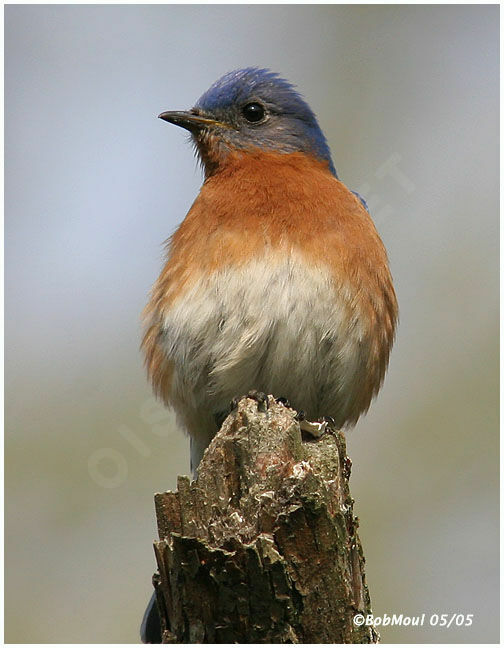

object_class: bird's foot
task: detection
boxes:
[243,389,269,412]
[229,390,269,416]
[216,391,269,429]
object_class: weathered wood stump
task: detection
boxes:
[151,395,378,643]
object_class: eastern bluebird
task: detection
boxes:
[140,68,397,642]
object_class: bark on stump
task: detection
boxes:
[151,395,378,643]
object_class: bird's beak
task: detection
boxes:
[158,110,228,133]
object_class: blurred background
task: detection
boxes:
[5,5,498,643]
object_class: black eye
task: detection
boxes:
[242,102,266,123]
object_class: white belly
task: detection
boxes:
[161,253,369,436]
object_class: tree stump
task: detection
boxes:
[151,395,378,643]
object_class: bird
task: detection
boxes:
[140,67,397,643]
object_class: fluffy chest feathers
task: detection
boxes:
[142,152,397,443]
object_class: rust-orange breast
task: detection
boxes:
[142,151,397,422]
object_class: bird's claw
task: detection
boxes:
[294,410,305,422]
[245,390,269,412]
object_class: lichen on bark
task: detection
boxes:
[151,395,378,643]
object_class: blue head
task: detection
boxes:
[159,68,337,177]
